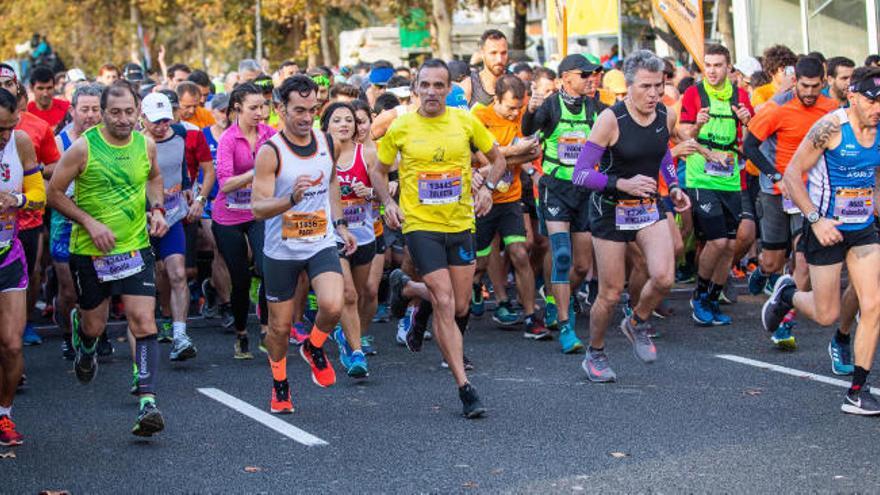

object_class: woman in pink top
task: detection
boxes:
[211,83,276,359]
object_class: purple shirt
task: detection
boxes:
[212,122,277,226]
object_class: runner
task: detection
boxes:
[823,57,855,107]
[96,64,120,86]
[678,44,753,325]
[460,29,509,108]
[47,81,169,436]
[373,59,507,418]
[571,50,690,382]
[212,82,274,359]
[252,75,353,412]
[762,67,880,415]
[0,87,46,446]
[26,65,69,128]
[139,92,198,360]
[743,56,837,349]
[750,45,798,110]
[177,81,216,129]
[522,53,605,354]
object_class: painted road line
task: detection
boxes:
[197,387,328,447]
[716,354,880,395]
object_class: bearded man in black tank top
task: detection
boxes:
[461,30,509,108]
[569,50,691,383]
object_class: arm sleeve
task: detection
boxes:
[743,133,777,177]
[22,166,46,209]
[659,149,679,188]
[215,132,234,189]
[571,141,609,190]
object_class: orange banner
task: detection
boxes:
[653,0,705,70]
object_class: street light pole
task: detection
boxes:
[255,0,263,61]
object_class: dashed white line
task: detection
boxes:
[197,387,328,447]
[716,354,880,395]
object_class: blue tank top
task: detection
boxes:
[808,109,880,231]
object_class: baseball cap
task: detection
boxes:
[734,56,762,77]
[158,89,179,108]
[123,63,145,82]
[603,69,627,95]
[369,65,394,86]
[67,68,87,83]
[208,93,230,111]
[141,92,174,122]
[558,54,602,74]
[850,76,880,99]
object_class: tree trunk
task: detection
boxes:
[432,0,454,60]
[512,0,528,51]
[129,0,140,65]
[319,13,332,67]
[306,14,318,68]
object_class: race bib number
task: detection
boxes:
[782,196,800,214]
[704,154,736,177]
[92,251,145,283]
[418,170,462,205]
[226,188,252,210]
[615,199,659,231]
[0,210,15,248]
[834,187,873,224]
[282,209,328,242]
[557,132,587,166]
[342,199,368,226]
[164,191,187,226]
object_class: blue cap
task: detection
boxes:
[369,67,394,86]
[446,84,468,109]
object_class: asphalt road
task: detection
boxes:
[7,285,880,494]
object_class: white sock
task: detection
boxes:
[172,322,187,340]
[0,406,11,417]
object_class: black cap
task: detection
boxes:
[123,63,144,82]
[158,89,179,108]
[558,54,601,75]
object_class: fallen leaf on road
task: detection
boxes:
[490,468,504,475]
[572,486,584,491]
[462,481,478,489]
[244,466,263,473]
[0,451,15,459]
[609,452,629,458]
[39,491,70,495]
[744,388,763,396]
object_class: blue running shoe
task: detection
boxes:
[559,321,584,354]
[544,302,558,330]
[22,323,42,346]
[333,326,353,370]
[690,294,714,326]
[828,335,854,376]
[492,301,520,327]
[764,274,781,297]
[747,267,769,296]
[709,300,732,326]
[470,284,485,317]
[771,320,797,351]
[396,306,415,345]
[348,350,369,379]
[372,303,391,323]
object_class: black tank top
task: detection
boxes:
[602,100,670,200]
[468,70,494,107]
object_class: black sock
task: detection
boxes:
[455,314,470,335]
[135,334,159,395]
[588,279,599,295]
[589,346,604,353]
[779,285,797,306]
[696,276,711,295]
[708,282,723,301]
[835,329,851,345]
[414,300,433,328]
[851,366,869,393]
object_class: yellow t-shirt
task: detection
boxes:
[378,108,496,234]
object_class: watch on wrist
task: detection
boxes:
[12,193,25,208]
[195,195,207,204]
[770,172,783,183]
[333,218,349,229]
[806,211,820,224]
[485,180,497,191]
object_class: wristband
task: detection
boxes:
[603,175,619,194]
[151,205,166,216]
[13,193,25,208]
[333,218,348,229]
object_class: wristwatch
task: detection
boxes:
[806,210,821,224]
[195,195,207,204]
[769,172,783,183]
[485,180,497,191]
[333,218,349,229]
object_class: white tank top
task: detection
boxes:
[263,131,336,261]
[0,132,23,249]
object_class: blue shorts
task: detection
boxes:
[150,221,186,260]
[50,210,73,263]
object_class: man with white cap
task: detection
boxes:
[733,56,762,90]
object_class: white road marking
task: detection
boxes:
[716,354,880,395]
[197,387,328,446]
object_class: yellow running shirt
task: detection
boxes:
[378,107,496,234]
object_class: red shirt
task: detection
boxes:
[181,121,213,182]
[26,99,70,129]
[15,112,60,229]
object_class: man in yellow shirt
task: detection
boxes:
[373,59,507,419]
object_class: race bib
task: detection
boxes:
[92,251,145,283]
[342,199,368,226]
[704,154,736,177]
[615,199,660,231]
[226,188,252,210]
[834,187,873,224]
[782,196,800,215]
[557,131,587,166]
[282,209,328,242]
[0,210,15,248]
[164,191,187,226]
[418,170,462,205]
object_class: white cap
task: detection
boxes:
[141,92,174,122]
[734,56,762,78]
[387,85,411,99]
[67,68,87,82]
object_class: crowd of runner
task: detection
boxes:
[2,30,880,445]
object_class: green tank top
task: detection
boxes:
[542,95,595,181]
[70,126,151,256]
[685,80,740,191]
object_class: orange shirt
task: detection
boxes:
[472,104,523,204]
[184,106,216,129]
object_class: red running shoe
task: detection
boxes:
[299,340,336,388]
[270,380,294,414]
[0,415,23,446]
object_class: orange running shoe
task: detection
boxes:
[730,266,747,280]
[299,340,336,388]
[270,380,294,414]
[0,415,23,446]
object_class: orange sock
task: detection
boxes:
[309,326,329,347]
[269,357,287,382]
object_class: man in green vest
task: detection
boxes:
[522,53,604,354]
[678,44,754,326]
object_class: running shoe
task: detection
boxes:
[730,265,747,280]
[719,276,738,305]
[157,320,173,343]
[470,283,485,317]
[621,301,634,321]
[61,333,75,361]
[234,335,254,360]
[258,334,268,355]
[300,340,336,387]
[200,279,219,318]
[249,277,260,306]
[492,301,520,327]
[582,348,617,383]
[96,330,114,357]
[575,283,590,311]
[132,399,165,437]
[130,363,139,396]
[348,350,369,379]
[652,300,674,319]
[0,415,23,446]
[841,387,880,416]
[762,275,795,333]
[72,314,98,384]
[372,303,391,323]
[405,307,428,353]
[170,333,197,361]
[458,383,486,419]
[270,380,294,414]
[220,303,235,329]
[22,323,41,346]
[829,335,855,376]
[544,301,559,330]
[747,267,769,295]
[690,294,714,326]
[709,300,732,326]
[523,316,552,341]
[619,317,657,363]
[16,374,26,392]
[361,336,377,355]
[333,326,353,371]
[389,269,411,319]
[559,322,584,354]
[397,305,415,346]
[771,319,797,351]
[440,355,475,371]
[289,322,309,346]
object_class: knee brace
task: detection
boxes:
[549,232,572,284]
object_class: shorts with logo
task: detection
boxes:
[538,175,591,233]
[69,247,156,311]
[475,202,527,256]
[405,230,475,276]
[150,221,186,260]
[338,240,377,267]
[687,188,742,241]
[588,192,668,243]
[799,223,879,266]
[50,209,74,263]
[0,241,28,292]
[757,192,803,251]
[263,247,342,302]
